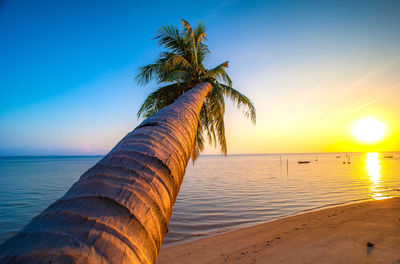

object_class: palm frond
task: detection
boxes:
[136,63,159,86]
[191,120,204,162]
[181,19,192,33]
[194,22,207,44]
[161,69,191,83]
[206,61,232,87]
[208,83,227,155]
[137,83,185,118]
[181,19,199,68]
[200,102,216,147]
[156,25,188,55]
[207,61,228,76]
[220,84,256,124]
[158,52,192,72]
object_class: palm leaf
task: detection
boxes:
[136,63,160,85]
[137,83,185,118]
[220,84,256,123]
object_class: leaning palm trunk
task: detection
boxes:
[0,83,212,264]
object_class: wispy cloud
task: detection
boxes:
[316,57,400,124]
[335,56,400,99]
[205,0,243,21]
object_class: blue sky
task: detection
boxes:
[1,0,400,155]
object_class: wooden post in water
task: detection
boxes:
[286,159,289,176]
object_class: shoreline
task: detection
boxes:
[162,198,376,248]
[157,197,400,263]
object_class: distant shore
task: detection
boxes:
[157,197,400,263]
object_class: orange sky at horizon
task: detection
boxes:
[204,57,400,155]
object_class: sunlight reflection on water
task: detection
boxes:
[366,152,390,200]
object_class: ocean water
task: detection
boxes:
[0,153,399,246]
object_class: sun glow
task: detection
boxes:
[351,117,386,144]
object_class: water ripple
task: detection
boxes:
[0,153,399,246]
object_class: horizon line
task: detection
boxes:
[0,150,399,158]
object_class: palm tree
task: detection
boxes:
[0,20,256,264]
[136,19,256,160]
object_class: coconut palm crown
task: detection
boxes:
[136,19,256,160]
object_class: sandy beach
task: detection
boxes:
[158,197,400,264]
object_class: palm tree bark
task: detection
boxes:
[0,82,212,264]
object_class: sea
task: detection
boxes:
[0,152,399,246]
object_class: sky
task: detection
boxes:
[0,0,399,155]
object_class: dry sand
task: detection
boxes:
[157,197,400,264]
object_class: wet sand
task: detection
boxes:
[157,197,400,263]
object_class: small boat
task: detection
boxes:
[384,155,393,159]
[298,161,310,164]
[336,156,341,158]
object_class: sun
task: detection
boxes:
[351,117,386,143]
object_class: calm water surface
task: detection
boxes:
[0,153,399,245]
